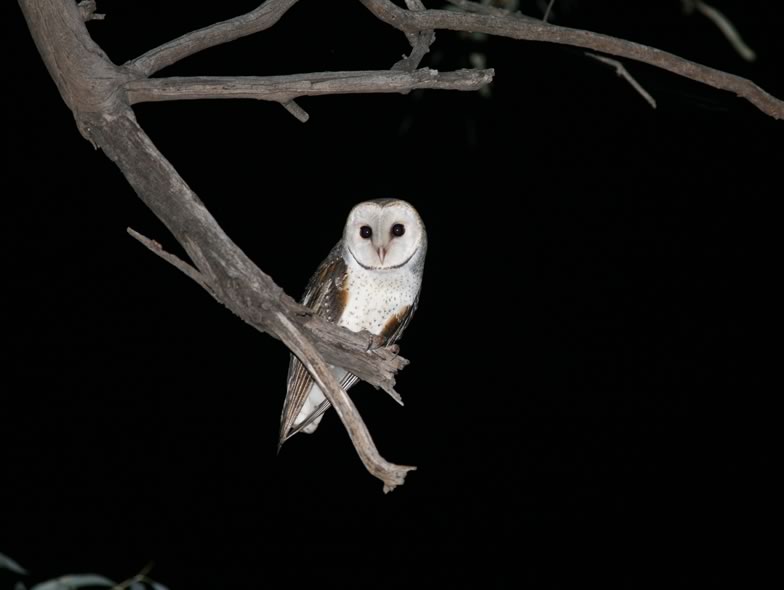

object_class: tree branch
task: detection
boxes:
[126,227,214,292]
[126,0,301,76]
[275,313,415,493]
[392,0,436,73]
[125,69,495,104]
[360,0,783,119]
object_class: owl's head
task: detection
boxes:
[343,199,426,270]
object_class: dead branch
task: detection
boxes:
[127,228,214,292]
[125,69,495,104]
[127,0,301,76]
[275,313,415,493]
[360,0,783,119]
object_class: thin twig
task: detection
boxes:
[125,69,495,105]
[682,0,756,62]
[127,228,212,290]
[360,0,783,119]
[543,0,556,23]
[275,312,415,493]
[126,0,300,76]
[282,100,310,122]
[586,52,657,109]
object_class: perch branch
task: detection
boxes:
[125,69,495,104]
[361,0,783,119]
[276,313,415,493]
[127,0,300,76]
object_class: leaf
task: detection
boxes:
[128,583,146,590]
[30,574,115,590]
[0,552,28,575]
[151,583,170,590]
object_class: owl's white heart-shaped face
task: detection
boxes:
[343,199,425,270]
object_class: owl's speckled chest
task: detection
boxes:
[340,263,420,335]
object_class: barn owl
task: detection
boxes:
[279,199,427,448]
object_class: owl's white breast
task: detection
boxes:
[340,259,421,335]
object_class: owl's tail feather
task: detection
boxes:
[278,399,332,449]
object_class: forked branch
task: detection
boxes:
[127,0,301,76]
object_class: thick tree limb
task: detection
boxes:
[127,0,300,76]
[125,69,495,104]
[360,0,784,119]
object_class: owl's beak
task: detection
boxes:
[377,246,387,264]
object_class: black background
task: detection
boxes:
[4,1,780,587]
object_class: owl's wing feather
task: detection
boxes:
[378,291,420,345]
[279,243,349,447]
[280,371,359,443]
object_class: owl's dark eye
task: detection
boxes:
[391,223,405,237]
[359,225,373,239]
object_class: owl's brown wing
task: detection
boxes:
[279,243,350,448]
[378,290,420,345]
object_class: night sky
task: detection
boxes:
[5,1,780,587]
